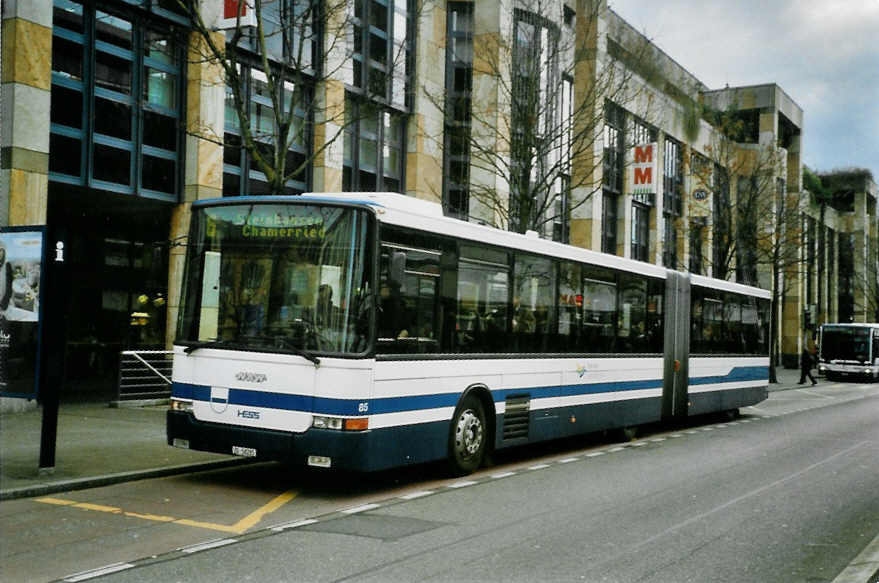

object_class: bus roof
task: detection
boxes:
[194,192,770,299]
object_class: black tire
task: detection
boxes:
[612,425,637,442]
[447,394,487,476]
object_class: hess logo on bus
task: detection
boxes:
[236,372,268,383]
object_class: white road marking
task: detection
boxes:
[399,490,435,500]
[270,519,318,532]
[180,538,237,553]
[491,472,517,479]
[64,563,135,582]
[342,503,381,514]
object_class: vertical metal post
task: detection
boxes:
[38,226,69,473]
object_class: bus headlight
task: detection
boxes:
[171,398,194,413]
[312,416,369,431]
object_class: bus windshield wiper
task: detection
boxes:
[183,339,227,354]
[275,337,321,367]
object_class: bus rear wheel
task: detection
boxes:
[448,395,486,476]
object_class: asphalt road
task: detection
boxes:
[3,382,878,583]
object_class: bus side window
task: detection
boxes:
[582,267,617,353]
[724,294,743,354]
[646,278,664,353]
[557,261,582,353]
[513,254,554,353]
[456,258,509,353]
[691,290,704,354]
[618,274,647,353]
[377,245,440,354]
[741,296,759,354]
[703,295,723,354]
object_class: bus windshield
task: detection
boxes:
[177,202,374,355]
[822,326,870,362]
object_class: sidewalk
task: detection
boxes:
[0,401,248,501]
[0,366,811,501]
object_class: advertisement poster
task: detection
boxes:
[0,228,45,399]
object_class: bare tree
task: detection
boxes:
[425,0,656,236]
[692,105,805,380]
[817,168,879,323]
[178,0,415,194]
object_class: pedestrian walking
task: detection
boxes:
[798,343,817,385]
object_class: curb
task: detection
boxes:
[0,458,255,502]
[831,532,879,583]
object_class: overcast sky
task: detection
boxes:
[608,0,879,177]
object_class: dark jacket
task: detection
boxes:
[0,262,13,311]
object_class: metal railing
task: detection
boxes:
[116,350,173,403]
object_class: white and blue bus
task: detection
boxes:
[818,323,879,381]
[168,193,770,474]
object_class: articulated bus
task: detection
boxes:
[168,193,770,474]
[818,323,879,381]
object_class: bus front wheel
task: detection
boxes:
[448,395,486,475]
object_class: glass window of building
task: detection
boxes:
[223,67,310,196]
[50,0,184,200]
[632,117,656,146]
[508,9,561,234]
[350,0,411,108]
[602,193,618,254]
[226,0,318,71]
[604,102,624,194]
[602,102,624,254]
[663,217,678,269]
[663,137,683,216]
[553,76,574,244]
[689,221,704,274]
[631,202,649,262]
[443,3,473,220]
[712,164,731,279]
[343,96,405,192]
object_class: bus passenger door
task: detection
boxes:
[662,272,690,421]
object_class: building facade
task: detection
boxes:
[2,0,875,401]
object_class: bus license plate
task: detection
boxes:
[232,445,257,457]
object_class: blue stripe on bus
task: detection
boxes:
[172,365,767,416]
[688,365,769,385]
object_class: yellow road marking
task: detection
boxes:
[174,518,240,533]
[35,497,75,506]
[35,490,299,534]
[230,489,298,533]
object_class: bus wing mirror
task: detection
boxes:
[389,251,406,288]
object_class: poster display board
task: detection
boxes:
[0,227,46,399]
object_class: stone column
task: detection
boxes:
[405,2,444,203]
[1,0,52,227]
[781,192,804,367]
[468,1,512,228]
[852,190,869,322]
[569,0,603,251]
[165,17,225,347]
[311,0,348,194]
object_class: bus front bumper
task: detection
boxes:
[166,410,373,471]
